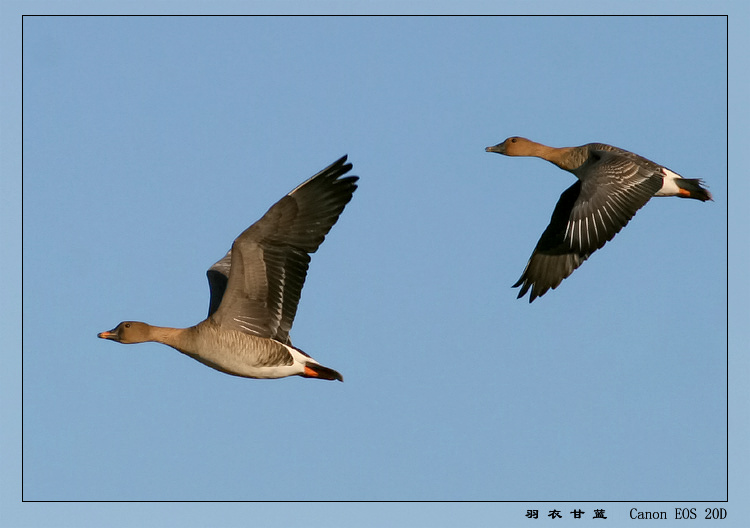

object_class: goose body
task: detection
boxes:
[98,156,358,381]
[486,137,712,302]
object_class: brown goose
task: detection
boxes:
[486,137,712,302]
[98,156,358,380]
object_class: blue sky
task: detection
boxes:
[3,4,748,528]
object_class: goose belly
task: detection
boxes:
[178,331,304,379]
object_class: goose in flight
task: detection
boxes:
[98,156,358,380]
[486,137,712,302]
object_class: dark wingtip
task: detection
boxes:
[513,277,536,302]
[333,154,350,170]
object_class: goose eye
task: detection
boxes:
[511,138,517,143]
[124,323,131,328]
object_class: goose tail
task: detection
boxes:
[675,178,713,202]
[302,363,343,382]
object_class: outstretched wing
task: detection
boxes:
[514,148,663,302]
[207,156,358,342]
